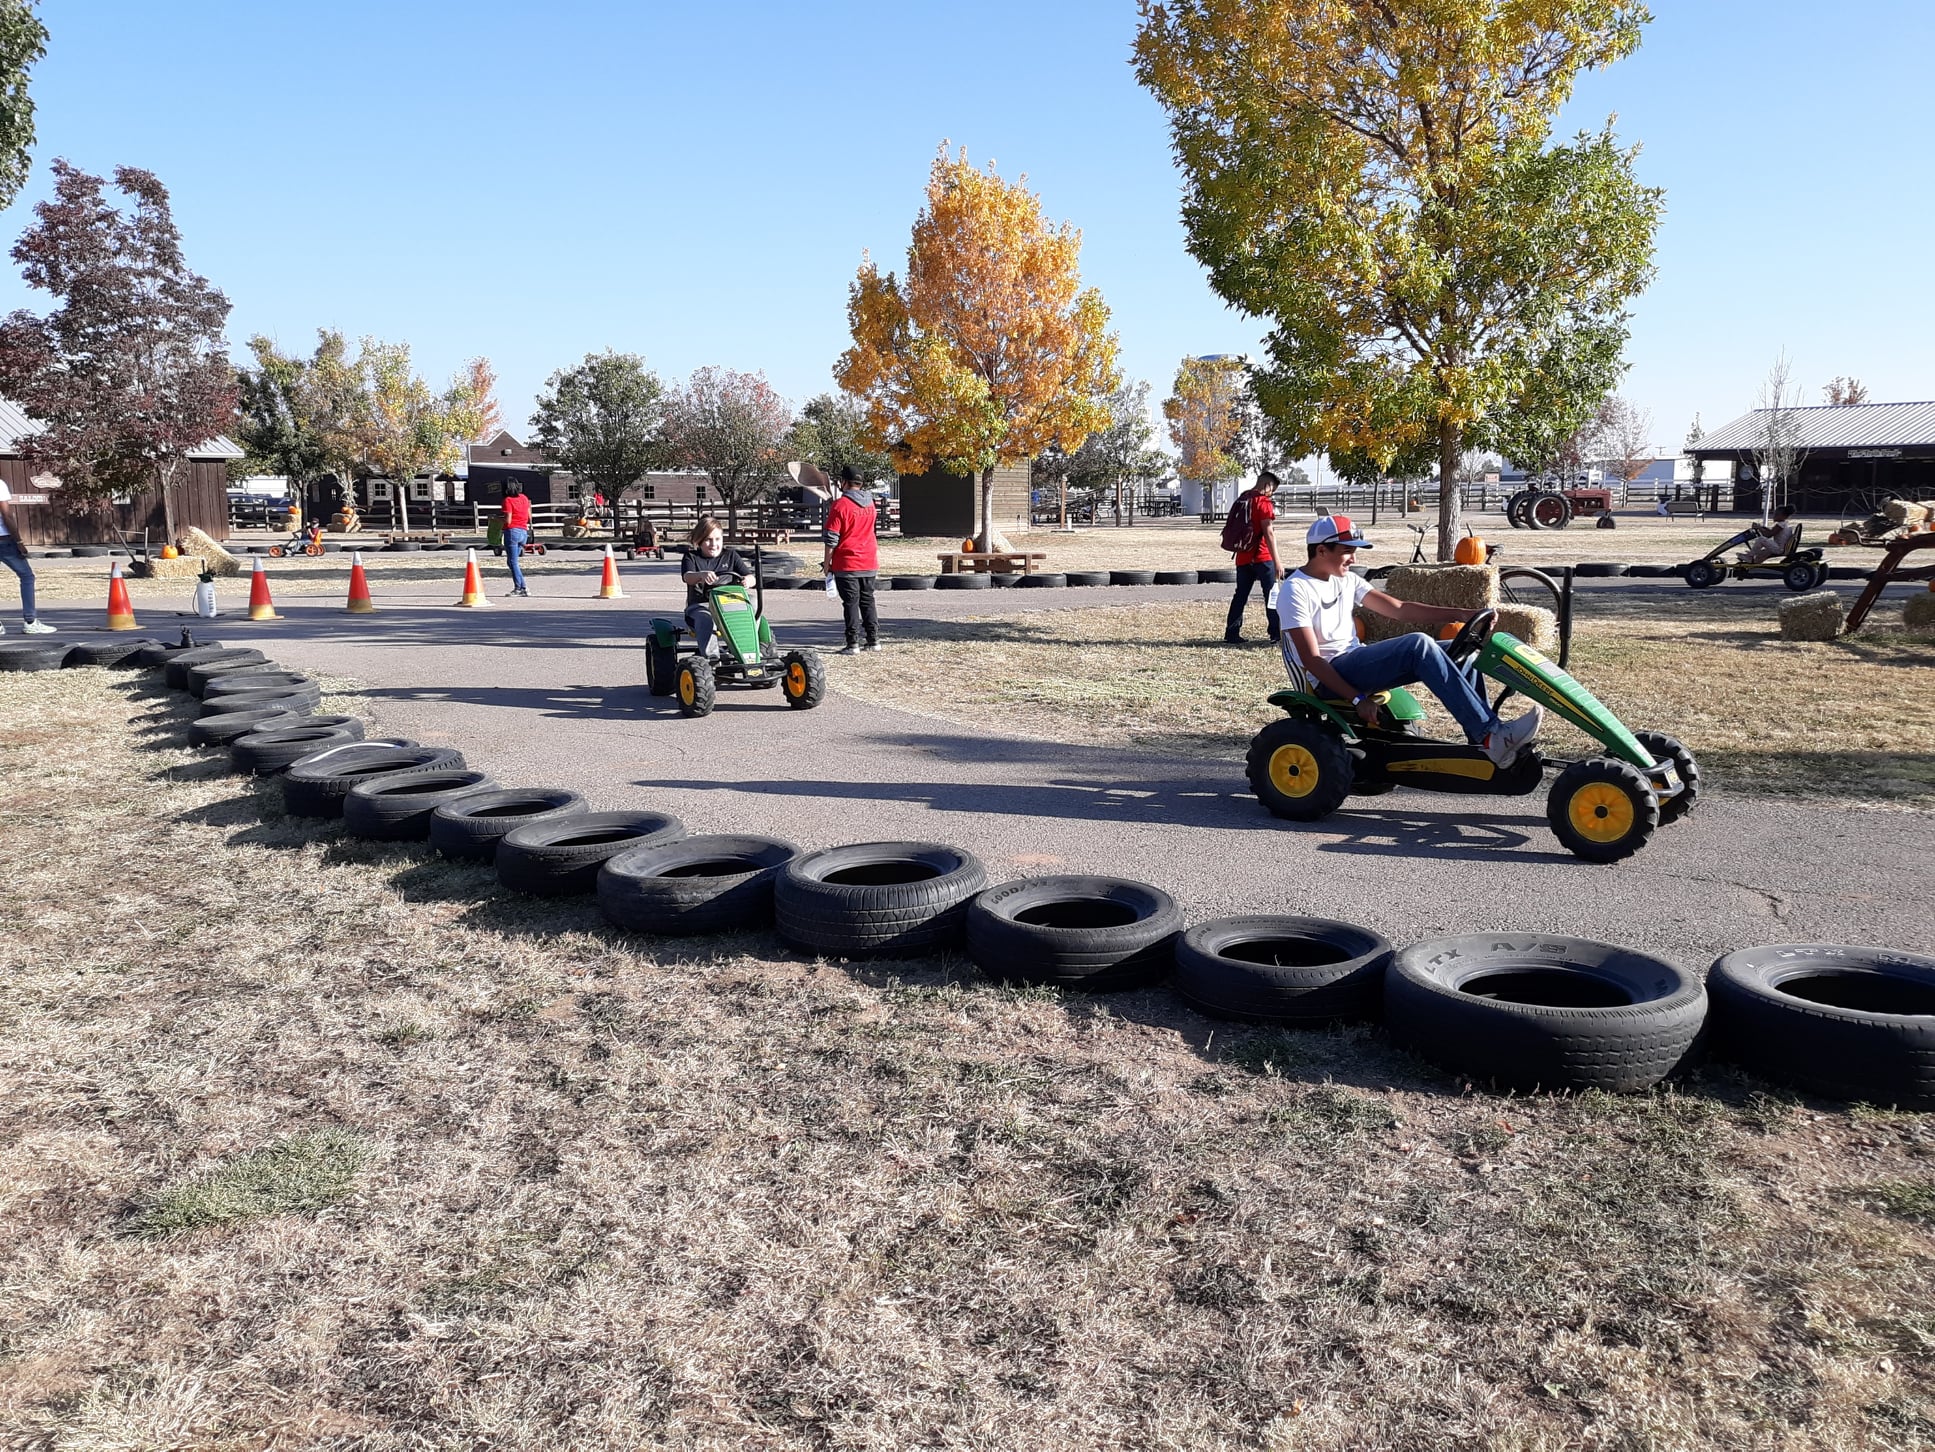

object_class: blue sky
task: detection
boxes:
[3,1,1931,458]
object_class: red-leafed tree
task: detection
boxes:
[662,366,792,536]
[0,161,234,536]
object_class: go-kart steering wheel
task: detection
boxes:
[1444,608,1498,663]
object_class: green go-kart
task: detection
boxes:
[1246,609,1699,863]
[647,580,826,718]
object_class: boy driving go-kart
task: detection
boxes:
[679,516,755,658]
[1279,516,1542,766]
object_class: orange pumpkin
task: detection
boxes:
[1454,534,1486,566]
[960,537,977,553]
[159,544,180,560]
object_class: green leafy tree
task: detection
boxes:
[1036,379,1168,516]
[0,2,47,211]
[1135,0,1664,558]
[530,350,667,501]
[234,330,363,494]
[784,392,897,483]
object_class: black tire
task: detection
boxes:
[1528,494,1573,530]
[1547,756,1659,863]
[646,635,678,697]
[0,640,74,672]
[66,637,159,668]
[429,787,588,861]
[164,647,258,689]
[989,572,1022,588]
[775,841,988,959]
[1625,563,1677,579]
[1684,560,1720,590]
[1784,562,1819,591]
[1016,573,1066,588]
[780,650,826,709]
[1810,563,1831,590]
[188,707,303,747]
[1632,729,1701,826]
[1385,934,1707,1093]
[675,656,716,718]
[1199,567,1238,585]
[889,575,935,591]
[760,576,799,590]
[186,654,274,696]
[1246,717,1354,822]
[758,551,805,575]
[497,810,687,896]
[203,670,312,700]
[1109,570,1157,586]
[202,685,322,716]
[230,719,366,774]
[343,769,498,842]
[128,638,222,670]
[966,875,1181,991]
[1595,513,1618,530]
[1154,570,1200,585]
[1572,562,1628,578]
[1707,944,1935,1107]
[282,743,455,819]
[1174,916,1393,1023]
[1062,571,1108,587]
[70,545,109,558]
[935,573,991,590]
[1504,492,1529,529]
[598,833,799,936]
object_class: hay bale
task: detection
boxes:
[1381,563,1499,612]
[177,526,243,576]
[1882,499,1933,528]
[144,555,213,580]
[1905,589,1935,632]
[1493,604,1559,654]
[1779,590,1844,641]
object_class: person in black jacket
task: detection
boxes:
[679,516,755,657]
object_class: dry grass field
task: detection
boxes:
[835,588,1935,809]
[5,670,1935,1448]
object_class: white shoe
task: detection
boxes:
[21,619,55,634]
[1482,706,1543,766]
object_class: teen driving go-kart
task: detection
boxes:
[647,519,825,717]
[1682,507,1826,591]
[1249,517,1697,863]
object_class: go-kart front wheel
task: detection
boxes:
[675,657,716,718]
[1633,729,1701,825]
[780,650,826,710]
[1547,757,1659,863]
[1684,560,1720,589]
[1246,718,1353,822]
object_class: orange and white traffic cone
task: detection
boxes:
[455,548,492,607]
[247,556,281,621]
[345,550,376,613]
[105,561,138,631]
[596,543,625,599]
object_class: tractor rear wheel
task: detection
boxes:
[1505,492,1532,529]
[1547,757,1659,863]
[676,657,716,718]
[780,650,826,710]
[1528,494,1573,529]
[1246,718,1353,822]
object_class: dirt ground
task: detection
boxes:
[5,669,1935,1449]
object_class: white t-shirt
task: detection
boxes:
[1278,568,1371,690]
[0,479,11,537]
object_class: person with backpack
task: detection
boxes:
[1222,472,1283,644]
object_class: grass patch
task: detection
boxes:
[1851,1179,1935,1227]
[130,1129,373,1236]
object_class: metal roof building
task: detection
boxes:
[1688,401,1935,515]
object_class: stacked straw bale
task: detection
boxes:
[173,526,244,577]
[1779,591,1845,641]
[1353,563,1560,654]
[1883,499,1934,529]
[1905,589,1935,632]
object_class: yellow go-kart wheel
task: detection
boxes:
[780,649,826,710]
[1245,717,1354,822]
[1547,757,1660,863]
[676,656,716,718]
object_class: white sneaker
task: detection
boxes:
[21,619,55,634]
[1482,706,1543,766]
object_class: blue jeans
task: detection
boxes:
[684,604,716,656]
[0,535,35,621]
[1332,634,1496,743]
[505,527,528,591]
[1225,561,1281,640]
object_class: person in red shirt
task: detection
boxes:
[822,464,881,654]
[1225,471,1283,644]
[500,481,533,596]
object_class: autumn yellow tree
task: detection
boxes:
[836,146,1119,548]
[1163,355,1246,490]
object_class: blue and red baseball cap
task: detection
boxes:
[1307,515,1374,549]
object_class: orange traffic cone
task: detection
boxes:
[105,561,138,631]
[455,548,492,607]
[247,556,281,621]
[345,550,376,613]
[596,543,625,599]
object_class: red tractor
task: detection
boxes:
[1505,476,1615,530]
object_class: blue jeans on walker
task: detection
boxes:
[504,527,528,591]
[0,535,36,621]
[1331,634,1496,742]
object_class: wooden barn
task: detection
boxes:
[0,397,243,546]
[897,463,1031,540]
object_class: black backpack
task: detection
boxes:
[1219,494,1257,554]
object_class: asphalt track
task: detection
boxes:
[41,556,1935,971]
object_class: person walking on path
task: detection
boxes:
[1224,472,1283,644]
[0,480,54,634]
[500,481,532,596]
[823,464,880,655]
[679,517,756,658]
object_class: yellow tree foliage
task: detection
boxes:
[457,356,501,441]
[837,146,1119,547]
[1163,356,1247,485]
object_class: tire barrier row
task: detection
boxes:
[25,631,1935,1110]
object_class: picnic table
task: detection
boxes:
[728,528,792,546]
[381,529,453,545]
[937,551,1049,575]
